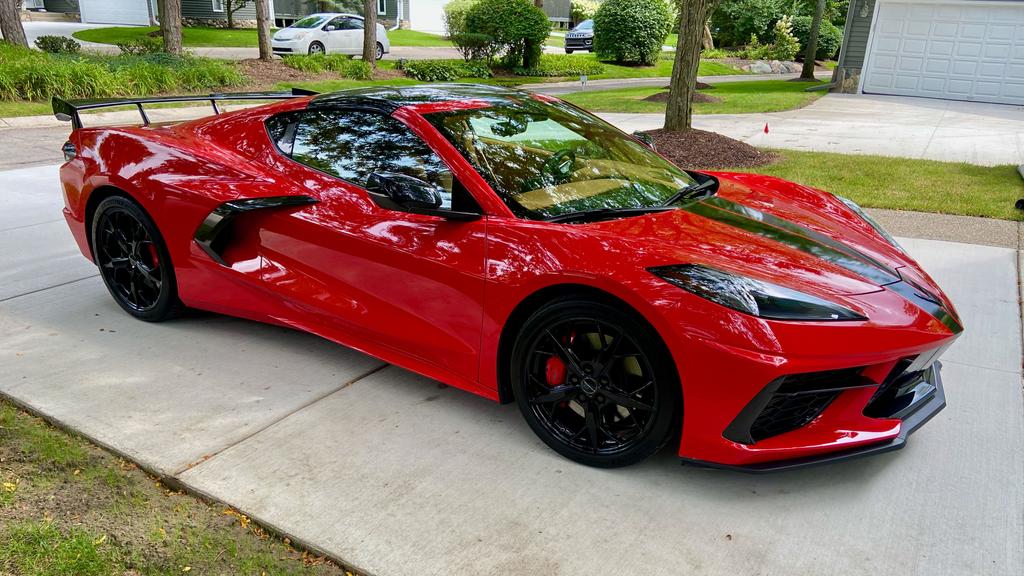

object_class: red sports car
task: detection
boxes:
[53,85,961,471]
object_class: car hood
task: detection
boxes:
[589,172,954,309]
[273,28,308,40]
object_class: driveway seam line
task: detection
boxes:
[0,218,65,233]
[0,274,99,303]
[942,358,1021,376]
[172,363,389,476]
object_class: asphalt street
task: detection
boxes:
[0,161,1021,576]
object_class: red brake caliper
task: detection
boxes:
[544,330,576,389]
[145,243,160,268]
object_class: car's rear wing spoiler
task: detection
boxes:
[51,88,319,130]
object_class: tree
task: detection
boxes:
[664,0,716,131]
[362,0,378,67]
[227,0,251,29]
[0,0,28,47]
[159,0,184,55]
[800,0,826,79]
[255,0,272,60]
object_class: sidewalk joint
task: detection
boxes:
[0,274,99,303]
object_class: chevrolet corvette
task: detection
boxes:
[53,85,962,471]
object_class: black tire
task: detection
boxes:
[91,195,183,322]
[308,41,325,55]
[510,297,679,468]
[565,48,574,54]
[376,42,385,60]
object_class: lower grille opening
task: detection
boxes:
[724,367,869,445]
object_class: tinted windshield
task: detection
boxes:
[425,99,696,219]
[292,15,328,28]
[575,20,593,31]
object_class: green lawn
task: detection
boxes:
[73,26,450,48]
[562,79,823,114]
[0,401,346,575]
[732,150,1024,221]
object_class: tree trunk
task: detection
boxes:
[0,0,28,47]
[702,21,713,51]
[256,0,272,61]
[161,0,183,55]
[227,5,235,29]
[362,0,377,68]
[801,0,826,79]
[665,0,715,131]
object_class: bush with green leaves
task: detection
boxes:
[710,0,789,46]
[593,0,672,66]
[571,0,601,23]
[464,0,549,68]
[34,35,81,55]
[760,15,801,61]
[444,0,478,37]
[402,59,492,82]
[790,15,843,60]
[513,54,606,77]
[281,54,372,79]
[0,43,242,102]
[117,36,165,55]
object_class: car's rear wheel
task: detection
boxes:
[308,41,325,55]
[510,297,679,468]
[92,196,182,322]
[376,42,384,60]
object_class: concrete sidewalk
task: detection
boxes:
[1,163,1022,576]
[601,93,1024,166]
[521,70,834,95]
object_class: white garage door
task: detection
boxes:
[409,0,447,34]
[80,0,151,26]
[862,1,1024,105]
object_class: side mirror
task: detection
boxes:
[632,131,656,151]
[365,172,480,221]
[325,25,337,31]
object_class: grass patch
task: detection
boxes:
[0,400,346,575]
[731,150,1024,221]
[75,26,451,48]
[281,53,372,79]
[388,29,452,47]
[562,79,824,114]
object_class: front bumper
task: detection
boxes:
[680,361,947,472]
[564,36,593,50]
[272,40,304,55]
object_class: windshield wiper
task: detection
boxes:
[660,178,718,207]
[543,206,676,224]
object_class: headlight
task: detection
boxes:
[650,264,865,321]
[289,31,307,40]
[836,195,905,253]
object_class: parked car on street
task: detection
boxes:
[272,13,390,59]
[564,19,594,53]
[52,84,961,471]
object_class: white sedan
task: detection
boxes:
[272,13,390,59]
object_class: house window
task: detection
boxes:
[212,0,224,12]
[378,0,386,15]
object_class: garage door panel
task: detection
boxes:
[80,0,150,25]
[864,1,1024,105]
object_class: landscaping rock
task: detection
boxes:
[744,60,774,74]
[741,60,804,74]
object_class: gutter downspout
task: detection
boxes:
[389,0,402,30]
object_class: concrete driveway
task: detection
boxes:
[1,164,1021,575]
[22,20,113,49]
[603,93,1024,166]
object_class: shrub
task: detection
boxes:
[34,35,81,55]
[443,0,478,37]
[464,0,549,68]
[593,0,672,66]
[403,59,492,81]
[513,54,605,77]
[711,0,789,46]
[450,32,498,62]
[761,15,800,61]
[571,0,600,23]
[281,54,371,79]
[0,48,242,102]
[117,37,165,55]
[790,15,843,60]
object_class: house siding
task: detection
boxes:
[544,0,571,23]
[181,0,397,27]
[833,0,877,93]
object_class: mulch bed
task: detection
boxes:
[236,58,335,89]
[642,128,777,170]
[643,91,721,104]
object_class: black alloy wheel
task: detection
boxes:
[92,196,182,322]
[511,298,679,468]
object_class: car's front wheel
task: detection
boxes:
[92,196,182,322]
[510,297,679,468]
[308,41,325,55]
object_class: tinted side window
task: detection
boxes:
[290,109,455,208]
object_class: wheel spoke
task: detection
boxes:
[546,329,584,372]
[602,389,653,413]
[584,403,599,451]
[530,384,579,405]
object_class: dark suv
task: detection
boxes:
[564,19,594,53]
